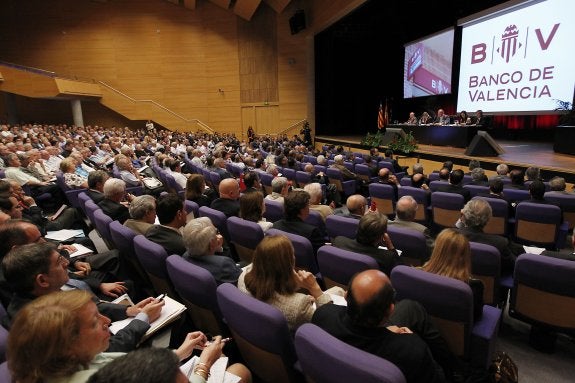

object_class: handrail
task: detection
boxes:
[98,81,214,134]
[274,119,307,136]
[0,61,97,83]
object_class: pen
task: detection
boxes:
[156,294,166,301]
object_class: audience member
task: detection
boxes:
[264,176,289,204]
[312,269,457,382]
[124,195,157,235]
[60,157,89,189]
[242,170,263,194]
[525,166,541,182]
[304,182,334,221]
[145,193,187,255]
[456,198,523,274]
[422,228,484,320]
[469,168,488,186]
[334,194,367,219]
[98,178,133,224]
[239,191,273,232]
[272,190,326,254]
[434,169,471,202]
[6,289,227,383]
[332,212,399,275]
[210,178,241,218]
[505,169,526,190]
[377,167,400,200]
[185,174,216,208]
[389,195,434,256]
[182,217,242,285]
[238,235,343,335]
[87,170,110,204]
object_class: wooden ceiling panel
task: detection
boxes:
[233,0,262,21]
[208,0,231,10]
[263,0,291,14]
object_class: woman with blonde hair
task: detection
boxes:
[7,290,250,383]
[60,157,89,189]
[421,228,484,321]
[239,235,343,334]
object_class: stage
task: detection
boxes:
[315,134,575,184]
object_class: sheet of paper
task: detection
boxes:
[111,293,135,307]
[45,229,85,241]
[180,356,240,383]
[523,245,546,255]
[329,293,347,306]
[68,243,94,258]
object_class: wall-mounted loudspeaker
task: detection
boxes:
[289,10,306,35]
[464,131,505,157]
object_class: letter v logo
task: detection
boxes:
[535,23,560,50]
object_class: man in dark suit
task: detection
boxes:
[98,178,132,224]
[145,193,187,256]
[213,158,233,180]
[86,169,110,204]
[334,194,367,220]
[273,189,326,255]
[210,178,241,218]
[332,212,399,275]
[434,169,471,202]
[312,269,454,383]
[456,198,523,274]
[2,242,163,352]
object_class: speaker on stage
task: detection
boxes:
[289,10,306,35]
[464,130,505,157]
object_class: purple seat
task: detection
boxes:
[316,245,377,289]
[198,206,230,243]
[259,172,274,195]
[354,163,378,183]
[109,221,154,295]
[399,177,412,186]
[509,254,575,344]
[325,214,359,240]
[216,283,303,383]
[267,228,319,275]
[263,199,284,223]
[226,216,265,264]
[430,191,465,231]
[92,209,114,249]
[391,265,502,368]
[313,164,327,174]
[184,199,199,217]
[514,202,568,250]
[501,188,530,204]
[133,234,177,298]
[463,184,490,198]
[470,242,503,307]
[429,180,447,192]
[386,225,429,266]
[163,172,184,194]
[544,192,575,231]
[326,167,356,198]
[0,361,10,382]
[303,209,326,239]
[398,186,431,224]
[295,323,406,383]
[77,191,91,217]
[209,171,222,189]
[166,254,228,337]
[0,305,7,363]
[295,170,312,188]
[83,199,100,229]
[281,167,296,182]
[369,183,396,217]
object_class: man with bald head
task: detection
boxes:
[378,167,400,200]
[313,269,454,383]
[210,178,240,217]
[334,194,366,219]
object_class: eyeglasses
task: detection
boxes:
[56,254,68,265]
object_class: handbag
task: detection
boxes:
[489,351,518,383]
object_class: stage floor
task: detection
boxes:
[315,135,575,183]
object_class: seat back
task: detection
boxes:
[431,192,465,230]
[514,202,564,250]
[386,225,428,266]
[166,255,227,336]
[368,183,396,216]
[295,323,406,383]
[267,229,318,274]
[163,172,183,194]
[470,242,501,306]
[133,234,177,298]
[463,184,490,198]
[325,214,359,240]
[295,171,312,188]
[326,167,356,197]
[501,188,530,205]
[473,196,509,236]
[226,216,264,264]
[316,245,378,289]
[510,253,575,331]
[263,199,284,222]
[198,206,230,243]
[92,209,115,249]
[216,283,302,383]
[184,200,199,218]
[83,199,100,228]
[209,171,222,189]
[281,168,296,182]
[109,221,153,294]
[391,266,473,358]
[303,210,326,239]
[354,163,376,183]
[544,192,575,231]
[77,191,91,216]
[259,172,274,195]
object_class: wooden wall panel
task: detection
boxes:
[0,0,364,135]
[234,0,262,21]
